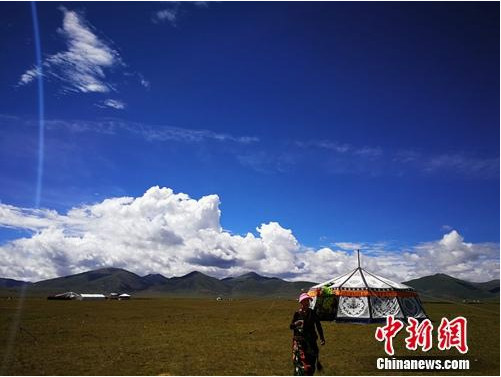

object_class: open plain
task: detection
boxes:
[0,297,499,375]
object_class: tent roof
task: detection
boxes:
[55,291,80,298]
[312,267,413,291]
[308,252,428,322]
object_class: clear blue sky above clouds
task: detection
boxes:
[0,2,499,281]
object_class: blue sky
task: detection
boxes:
[0,1,499,282]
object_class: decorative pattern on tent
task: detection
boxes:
[307,251,428,323]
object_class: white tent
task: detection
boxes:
[48,291,81,300]
[307,252,428,323]
[79,294,106,301]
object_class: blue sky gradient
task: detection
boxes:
[0,2,499,281]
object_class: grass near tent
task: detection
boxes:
[0,297,498,375]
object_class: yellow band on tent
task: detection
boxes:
[307,288,418,298]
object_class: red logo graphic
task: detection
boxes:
[437,316,468,354]
[376,316,468,355]
[375,315,404,355]
[405,317,433,352]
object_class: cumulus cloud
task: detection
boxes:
[405,230,500,282]
[0,187,498,283]
[18,8,123,94]
[0,204,64,231]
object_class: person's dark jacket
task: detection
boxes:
[290,308,325,343]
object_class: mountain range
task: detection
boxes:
[0,268,316,299]
[403,273,499,301]
[0,268,499,301]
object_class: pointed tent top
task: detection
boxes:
[310,248,415,291]
[311,266,413,290]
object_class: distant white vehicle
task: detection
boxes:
[118,293,131,300]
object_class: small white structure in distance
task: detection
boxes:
[79,294,106,301]
[47,291,81,300]
[118,293,131,300]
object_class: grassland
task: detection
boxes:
[0,297,498,375]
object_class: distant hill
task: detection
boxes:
[145,271,314,298]
[147,271,231,297]
[0,277,31,288]
[2,269,498,301]
[24,267,150,295]
[403,273,500,301]
[471,280,500,294]
[141,273,169,286]
[222,272,313,298]
[3,268,315,299]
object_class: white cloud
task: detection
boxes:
[425,153,499,178]
[353,146,383,158]
[193,2,209,8]
[0,204,64,231]
[0,187,498,283]
[18,8,123,94]
[441,224,453,232]
[237,151,295,174]
[334,242,363,251]
[1,114,258,146]
[405,230,500,282]
[152,1,209,26]
[297,140,498,179]
[296,140,351,153]
[395,150,499,179]
[153,9,178,25]
[19,66,41,85]
[42,117,259,144]
[98,99,126,110]
[296,140,382,158]
[138,74,150,89]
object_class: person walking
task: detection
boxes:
[290,293,325,375]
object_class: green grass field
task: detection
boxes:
[0,297,498,375]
